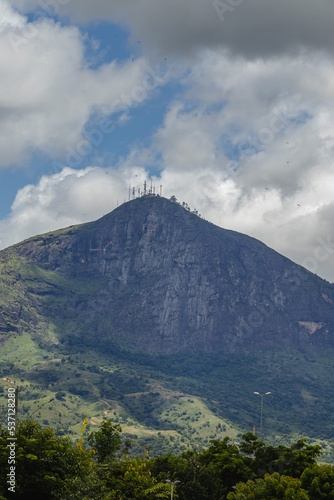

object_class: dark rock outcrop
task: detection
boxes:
[2,196,334,354]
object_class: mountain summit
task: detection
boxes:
[1,195,334,354]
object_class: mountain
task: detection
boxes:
[1,195,334,459]
[1,195,334,354]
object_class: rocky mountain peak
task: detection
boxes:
[1,195,334,354]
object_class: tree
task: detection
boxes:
[100,454,168,500]
[239,432,281,477]
[300,464,334,499]
[0,419,109,499]
[227,473,310,499]
[239,432,322,479]
[150,451,215,500]
[87,420,122,463]
[141,482,172,499]
[275,440,322,478]
[198,438,252,497]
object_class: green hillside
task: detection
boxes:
[1,332,334,461]
[1,197,334,461]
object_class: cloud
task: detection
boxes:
[141,48,334,281]
[11,0,334,60]
[156,162,334,283]
[153,102,226,172]
[2,1,334,284]
[1,148,334,283]
[0,166,149,249]
[0,2,162,168]
[153,50,334,176]
[0,0,26,32]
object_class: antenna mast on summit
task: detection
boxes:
[160,185,162,197]
[144,180,147,195]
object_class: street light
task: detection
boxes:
[165,479,180,500]
[254,392,271,441]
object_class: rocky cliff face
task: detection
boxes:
[2,196,334,354]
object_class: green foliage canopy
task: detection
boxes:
[0,418,331,500]
[87,420,122,463]
[0,419,109,499]
[300,464,334,499]
[227,472,309,499]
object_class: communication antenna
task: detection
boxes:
[132,187,135,199]
[128,184,131,201]
[137,188,140,197]
[160,185,163,197]
[150,179,153,194]
[144,180,147,195]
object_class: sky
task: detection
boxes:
[1,0,334,282]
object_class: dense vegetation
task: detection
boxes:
[1,333,334,461]
[2,196,334,464]
[1,418,333,499]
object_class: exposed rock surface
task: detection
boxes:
[1,196,334,354]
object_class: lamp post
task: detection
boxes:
[254,392,271,440]
[165,479,180,500]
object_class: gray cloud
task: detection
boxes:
[11,0,334,59]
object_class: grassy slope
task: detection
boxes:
[0,245,106,345]
[1,333,334,462]
[1,238,334,461]
[0,334,241,457]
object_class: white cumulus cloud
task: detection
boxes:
[0,2,159,167]
[0,166,150,249]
